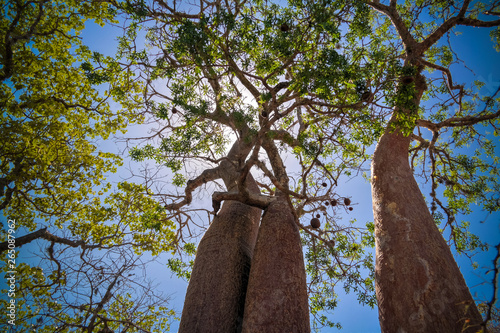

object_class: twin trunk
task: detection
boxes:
[178,178,262,333]
[179,180,310,333]
[242,196,310,333]
[371,116,484,332]
[180,115,483,333]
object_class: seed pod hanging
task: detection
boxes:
[280,23,290,32]
[310,218,320,229]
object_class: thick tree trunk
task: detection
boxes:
[371,116,484,332]
[241,196,310,333]
[178,176,262,333]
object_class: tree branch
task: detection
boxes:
[459,17,500,28]
[0,228,88,254]
[164,166,222,211]
[482,243,500,330]
[254,159,306,200]
[419,58,464,105]
[436,109,500,128]
[367,1,417,51]
[222,49,262,100]
[212,190,276,209]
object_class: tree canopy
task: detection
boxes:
[113,0,500,330]
[1,1,178,331]
[116,0,384,328]
[2,0,500,331]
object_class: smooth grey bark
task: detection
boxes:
[241,195,310,333]
[371,75,484,332]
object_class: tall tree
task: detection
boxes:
[1,1,178,331]
[178,142,262,332]
[364,1,500,331]
[116,0,378,330]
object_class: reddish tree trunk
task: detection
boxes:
[241,196,310,333]
[178,176,262,333]
[371,114,484,332]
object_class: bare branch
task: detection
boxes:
[254,160,306,200]
[0,228,88,254]
[419,58,464,105]
[482,243,500,330]
[164,166,222,210]
[212,190,276,209]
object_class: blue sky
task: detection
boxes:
[2,4,497,332]
[78,8,500,332]
[78,19,380,331]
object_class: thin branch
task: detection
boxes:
[482,243,500,330]
[0,228,88,254]
[164,166,222,210]
[419,0,471,53]
[419,58,464,105]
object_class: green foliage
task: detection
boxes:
[1,259,176,332]
[0,180,179,331]
[0,0,142,229]
[167,257,194,280]
[0,1,177,331]
[304,219,376,330]
[111,0,500,329]
[491,27,500,51]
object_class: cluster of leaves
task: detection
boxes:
[113,0,386,327]
[0,0,142,230]
[1,0,181,331]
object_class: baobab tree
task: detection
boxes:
[115,0,378,330]
[111,0,500,331]
[365,1,500,332]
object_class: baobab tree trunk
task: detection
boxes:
[178,174,262,333]
[241,195,310,333]
[371,76,484,332]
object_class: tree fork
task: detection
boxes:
[178,175,262,333]
[241,195,310,333]
[371,80,484,332]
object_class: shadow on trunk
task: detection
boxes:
[371,78,484,332]
[241,196,310,333]
[178,177,262,333]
